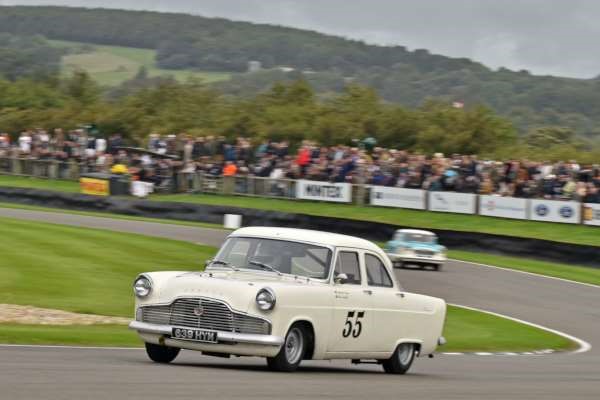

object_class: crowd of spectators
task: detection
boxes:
[1,129,599,202]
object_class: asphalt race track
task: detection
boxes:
[1,207,599,400]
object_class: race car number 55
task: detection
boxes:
[342,311,365,338]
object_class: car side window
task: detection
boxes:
[334,252,361,285]
[365,254,393,288]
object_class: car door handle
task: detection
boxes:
[363,290,373,295]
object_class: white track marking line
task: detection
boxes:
[449,258,600,290]
[450,303,592,354]
[0,344,142,350]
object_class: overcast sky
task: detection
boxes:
[2,0,600,78]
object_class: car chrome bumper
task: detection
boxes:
[129,321,284,347]
[387,253,445,264]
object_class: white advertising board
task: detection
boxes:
[428,191,477,214]
[295,180,352,203]
[583,203,600,226]
[529,200,580,224]
[479,195,529,220]
[370,187,426,210]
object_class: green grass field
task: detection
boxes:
[0,216,216,316]
[0,201,226,230]
[0,324,140,347]
[0,175,80,192]
[49,40,231,86]
[0,216,576,351]
[449,251,600,286]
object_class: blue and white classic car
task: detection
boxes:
[385,229,446,271]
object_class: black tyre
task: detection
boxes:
[267,324,307,372]
[145,342,180,364]
[434,264,442,271]
[382,343,416,374]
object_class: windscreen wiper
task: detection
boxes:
[208,260,240,271]
[249,260,282,276]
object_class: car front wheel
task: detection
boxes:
[145,342,180,364]
[382,343,416,374]
[267,324,306,372]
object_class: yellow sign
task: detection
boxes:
[583,206,593,221]
[80,178,110,196]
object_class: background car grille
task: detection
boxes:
[415,249,435,257]
[139,298,270,335]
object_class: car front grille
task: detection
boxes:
[415,249,435,257]
[139,297,270,335]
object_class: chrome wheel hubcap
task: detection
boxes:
[285,328,304,364]
[398,343,414,365]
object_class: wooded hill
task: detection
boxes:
[1,5,600,140]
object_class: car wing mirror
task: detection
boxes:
[334,273,349,284]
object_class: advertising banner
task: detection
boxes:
[295,180,352,203]
[428,191,477,214]
[583,203,600,226]
[370,187,426,210]
[529,200,580,224]
[479,195,529,220]
[80,177,109,196]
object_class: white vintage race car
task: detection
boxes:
[129,227,447,374]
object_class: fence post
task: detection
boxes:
[68,161,79,180]
[11,157,21,175]
[355,184,366,206]
[49,160,58,179]
[223,176,234,195]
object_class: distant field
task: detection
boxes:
[50,40,232,86]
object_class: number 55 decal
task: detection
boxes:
[342,311,365,338]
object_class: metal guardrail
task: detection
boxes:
[0,157,93,180]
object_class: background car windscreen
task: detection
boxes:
[213,237,332,279]
[404,234,435,243]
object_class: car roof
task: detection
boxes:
[396,229,436,236]
[230,227,383,253]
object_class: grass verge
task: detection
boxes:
[0,324,139,347]
[0,306,576,352]
[2,175,599,248]
[443,305,575,352]
[449,251,600,286]
[0,216,217,317]
[0,175,80,192]
[0,201,225,230]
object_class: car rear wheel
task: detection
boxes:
[145,342,180,363]
[382,343,416,374]
[267,324,306,372]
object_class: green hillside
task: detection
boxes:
[50,40,231,86]
[1,5,600,138]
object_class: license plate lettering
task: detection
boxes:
[172,328,217,343]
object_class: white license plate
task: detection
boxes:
[172,328,218,343]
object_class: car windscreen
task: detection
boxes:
[211,237,332,279]
[404,233,436,243]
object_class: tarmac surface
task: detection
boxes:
[1,207,599,399]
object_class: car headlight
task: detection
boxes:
[256,288,276,311]
[133,275,153,298]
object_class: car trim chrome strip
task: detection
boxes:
[129,321,284,346]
